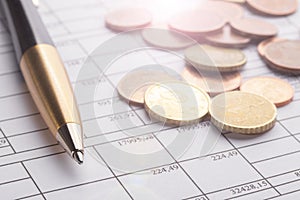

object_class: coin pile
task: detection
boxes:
[117,69,211,126]
[117,67,288,134]
[167,1,280,47]
[107,0,298,135]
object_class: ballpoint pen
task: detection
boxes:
[1,0,84,164]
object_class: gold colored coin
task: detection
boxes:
[210,91,277,134]
[185,45,247,72]
[117,69,175,106]
[182,66,242,96]
[144,81,210,125]
[240,76,294,107]
[247,0,298,16]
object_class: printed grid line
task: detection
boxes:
[0,0,299,199]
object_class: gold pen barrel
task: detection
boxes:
[20,44,84,159]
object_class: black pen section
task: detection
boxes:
[0,0,53,61]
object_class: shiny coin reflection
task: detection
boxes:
[210,91,277,134]
[145,81,210,126]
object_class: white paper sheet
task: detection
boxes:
[0,0,300,199]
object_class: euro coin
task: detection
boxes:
[210,91,277,134]
[181,66,242,96]
[240,76,294,107]
[117,69,175,106]
[168,10,225,35]
[264,40,300,73]
[142,28,195,50]
[257,37,286,58]
[144,81,210,125]
[185,45,247,72]
[201,1,244,23]
[105,7,152,32]
[247,0,298,16]
[230,18,278,39]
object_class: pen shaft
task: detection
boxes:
[1,0,53,61]
[1,0,84,162]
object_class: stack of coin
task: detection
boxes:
[168,1,245,40]
[109,1,297,135]
[104,1,282,48]
[168,0,280,48]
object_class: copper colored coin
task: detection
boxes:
[257,37,286,58]
[247,0,298,16]
[240,76,294,107]
[206,25,251,48]
[105,8,152,32]
[117,69,175,105]
[201,1,244,22]
[169,10,225,35]
[181,66,242,96]
[230,18,278,39]
[264,40,300,72]
[264,59,300,75]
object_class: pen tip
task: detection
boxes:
[72,150,84,165]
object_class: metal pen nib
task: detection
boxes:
[72,150,84,165]
[57,123,84,164]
